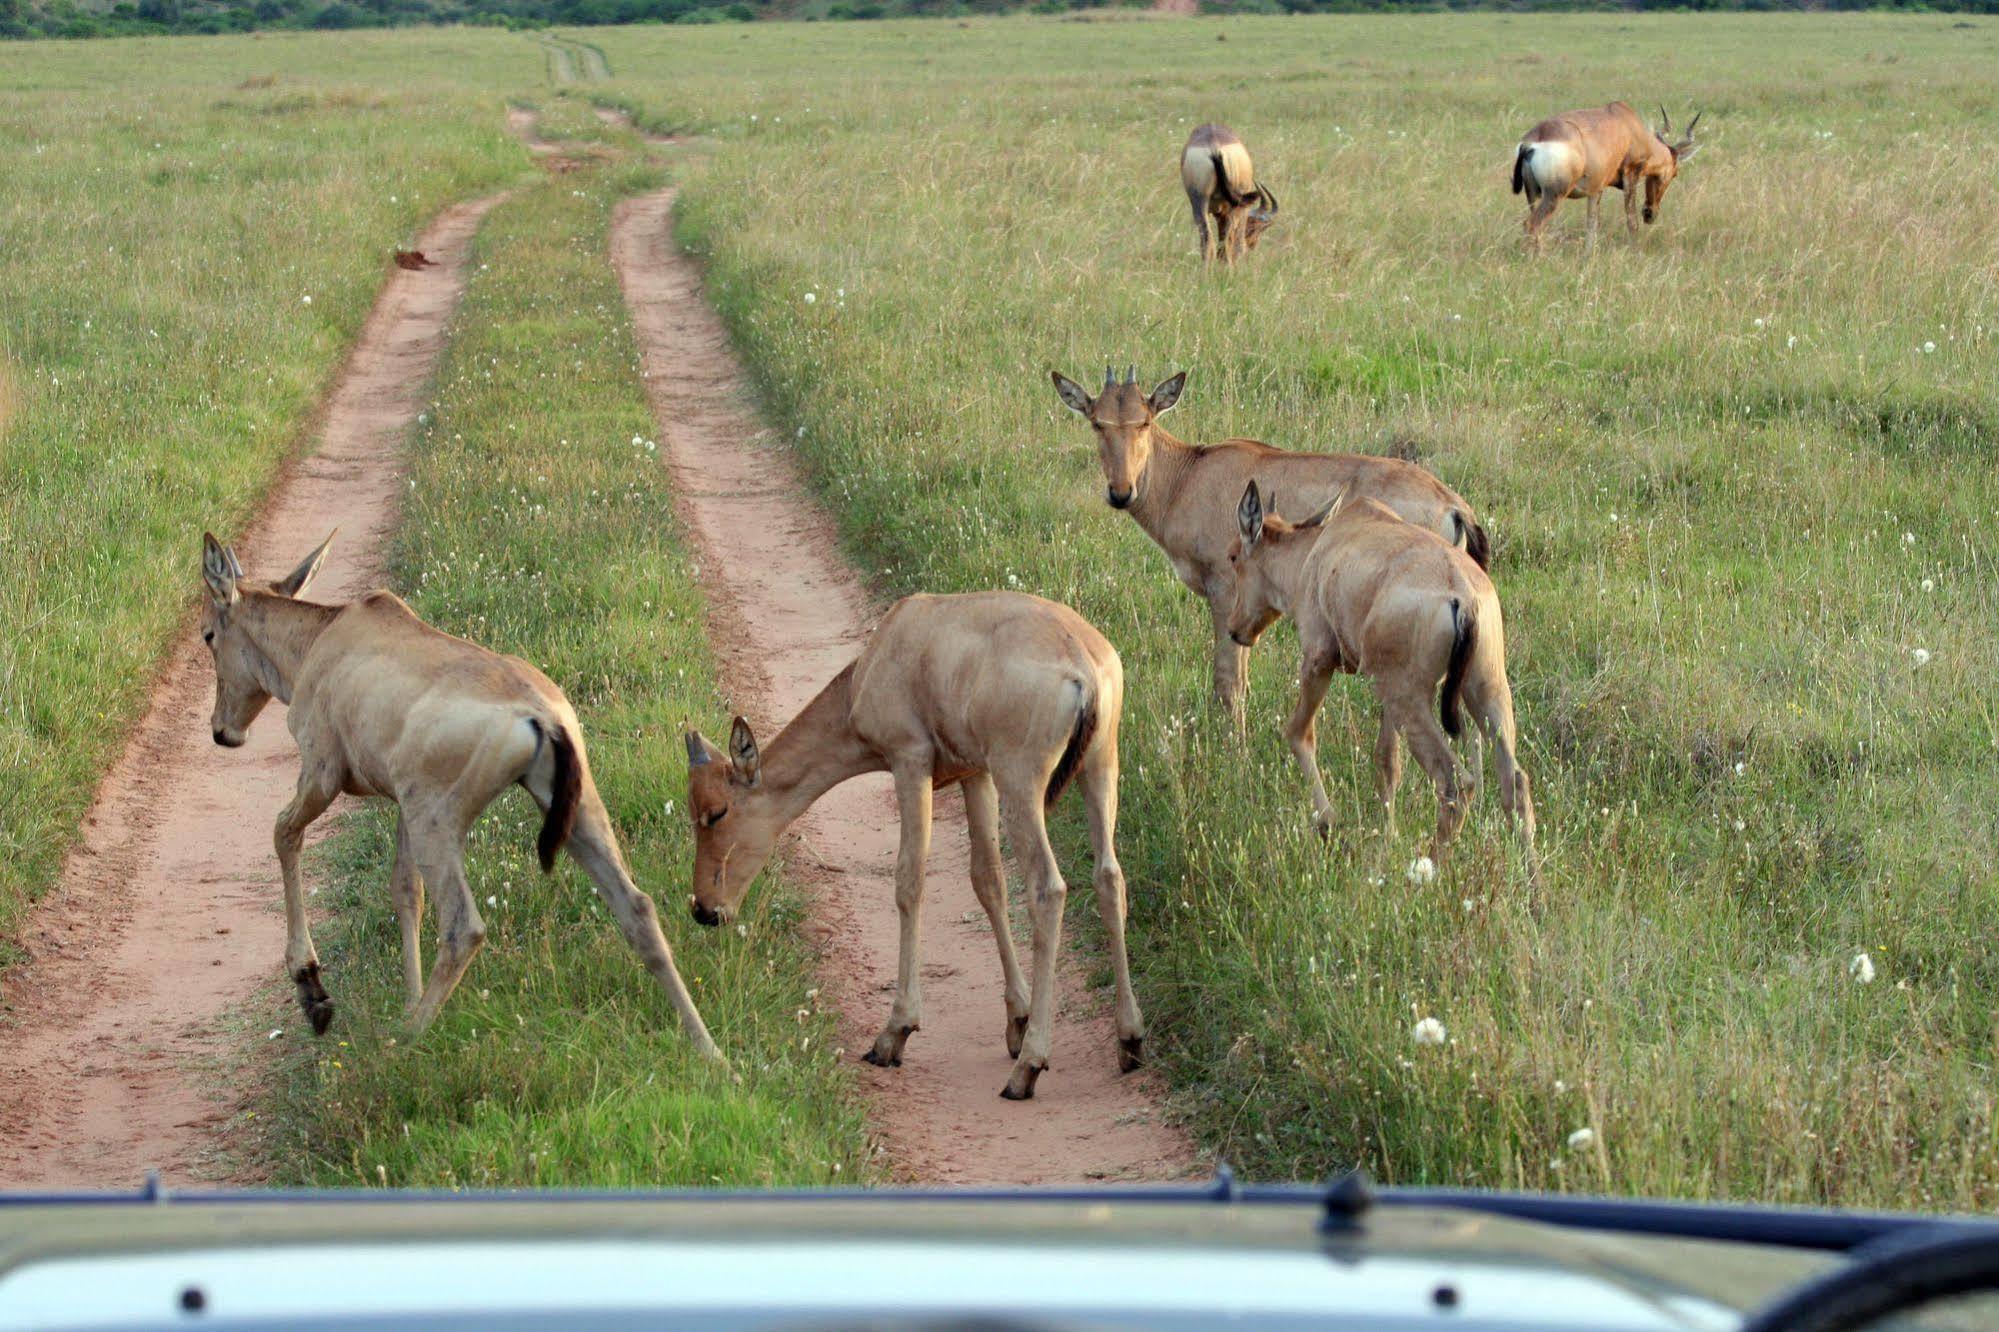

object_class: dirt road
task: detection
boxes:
[610,183,1195,1185]
[0,194,506,1188]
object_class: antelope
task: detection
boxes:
[198,531,719,1058]
[683,590,1140,1101]
[1051,365,1489,720]
[1224,482,1536,872]
[1513,102,1703,251]
[1181,123,1278,265]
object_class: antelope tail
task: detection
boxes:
[533,717,583,872]
[1512,144,1531,196]
[1045,679,1098,810]
[1455,510,1492,569]
[1440,598,1477,739]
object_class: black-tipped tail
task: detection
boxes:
[1456,510,1492,569]
[535,719,582,872]
[1045,683,1098,810]
[1440,599,1476,739]
[1512,144,1530,196]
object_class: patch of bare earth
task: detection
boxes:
[611,185,1196,1185]
[0,194,506,1188]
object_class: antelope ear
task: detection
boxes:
[728,715,762,787]
[1236,480,1265,547]
[275,529,336,598]
[1147,371,1187,417]
[1301,485,1348,529]
[1050,370,1093,416]
[201,532,239,607]
[1674,141,1702,162]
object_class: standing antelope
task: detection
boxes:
[1051,366,1489,720]
[198,531,719,1058]
[1225,483,1536,872]
[1513,102,1702,251]
[683,590,1140,1101]
[1181,123,1278,265]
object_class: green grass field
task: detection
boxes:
[4,15,1994,1205]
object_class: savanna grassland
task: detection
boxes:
[4,15,1995,1205]
[580,13,1998,1206]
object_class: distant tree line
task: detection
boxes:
[2,0,1992,42]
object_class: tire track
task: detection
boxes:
[610,179,1195,1185]
[0,193,508,1188]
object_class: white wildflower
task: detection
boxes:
[1920,578,1935,592]
[1850,952,1876,984]
[486,894,498,908]
[1902,532,1916,545]
[1411,1017,1447,1047]
[1407,856,1437,886]
[1753,317,1765,329]
[267,1029,283,1040]
[803,291,816,304]
[1911,647,1931,668]
[301,295,312,305]
[736,923,749,938]
[1567,1126,1597,1151]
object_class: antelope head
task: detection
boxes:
[1645,106,1704,224]
[1224,481,1343,647]
[1243,185,1280,249]
[1049,364,1187,510]
[683,719,783,928]
[199,531,332,748]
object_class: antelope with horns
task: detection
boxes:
[198,532,719,1058]
[684,590,1139,1101]
[1181,123,1278,265]
[1051,366,1489,721]
[1513,101,1702,251]
[1225,483,1536,871]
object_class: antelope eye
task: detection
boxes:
[702,807,728,829]
[202,630,215,644]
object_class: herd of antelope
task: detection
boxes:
[192,100,1698,1099]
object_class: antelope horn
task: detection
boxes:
[1684,109,1702,137]
[1259,185,1279,214]
[1125,364,1136,385]
[1104,363,1116,390]
[1659,104,1672,135]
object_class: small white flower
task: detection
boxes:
[803,291,816,304]
[1850,952,1876,984]
[486,894,498,908]
[301,294,313,305]
[1734,761,1748,777]
[1407,856,1437,886]
[1911,647,1931,668]
[1733,819,1746,833]
[1608,511,1619,523]
[1902,532,1916,545]
[1567,1126,1597,1151]
[1922,341,1936,354]
[1753,317,1765,329]
[1921,578,1935,592]
[267,1028,283,1040]
[796,426,807,438]
[1411,1017,1447,1046]
[736,923,749,938]
[1787,334,1798,349]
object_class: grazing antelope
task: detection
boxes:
[198,531,719,1058]
[684,590,1140,1101]
[1513,102,1702,251]
[1225,482,1536,871]
[1051,365,1489,720]
[1181,123,1278,265]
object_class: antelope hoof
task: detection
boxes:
[999,1061,1045,1101]
[863,1024,916,1068]
[1006,1013,1028,1059]
[294,964,334,1036]
[1118,1035,1144,1072]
